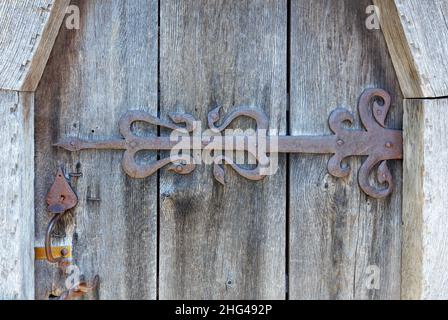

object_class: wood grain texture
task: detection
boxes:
[34,0,158,299]
[0,90,34,299]
[403,99,448,299]
[374,0,448,98]
[159,0,287,299]
[289,0,402,300]
[0,0,70,91]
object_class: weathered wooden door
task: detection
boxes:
[34,0,402,300]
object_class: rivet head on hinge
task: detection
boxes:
[60,248,69,257]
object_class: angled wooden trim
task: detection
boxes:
[0,0,70,92]
[374,0,448,98]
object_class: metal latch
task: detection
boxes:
[54,89,402,198]
[43,168,99,300]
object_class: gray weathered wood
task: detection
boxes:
[0,0,69,300]
[374,0,448,98]
[375,0,448,299]
[289,0,402,300]
[403,99,448,299]
[34,0,158,299]
[0,90,34,299]
[159,0,287,299]
[0,0,70,91]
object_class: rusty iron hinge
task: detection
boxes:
[44,168,99,300]
[54,88,402,199]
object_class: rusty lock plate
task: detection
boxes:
[54,88,402,198]
[46,167,78,214]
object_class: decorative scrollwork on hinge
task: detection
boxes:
[54,88,402,199]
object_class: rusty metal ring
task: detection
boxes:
[45,211,68,263]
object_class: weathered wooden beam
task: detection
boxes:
[374,0,448,98]
[374,0,448,300]
[403,99,448,299]
[0,0,70,91]
[0,90,34,299]
[0,0,70,300]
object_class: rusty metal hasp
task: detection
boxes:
[54,88,402,199]
[44,168,99,300]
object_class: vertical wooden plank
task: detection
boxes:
[0,90,34,299]
[289,0,402,299]
[159,0,287,299]
[403,99,448,300]
[34,0,158,299]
